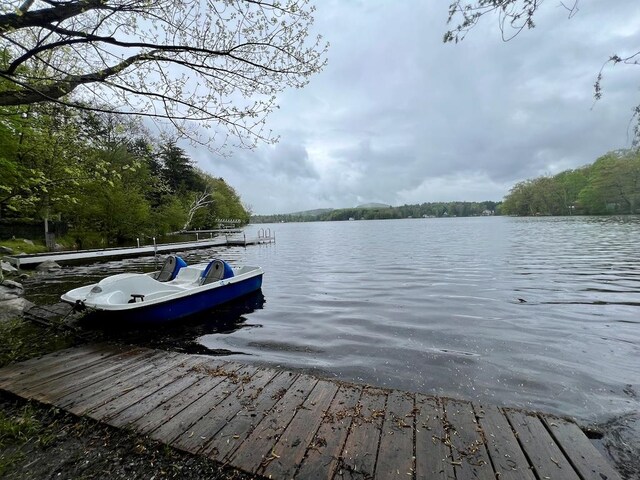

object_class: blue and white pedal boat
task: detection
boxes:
[61,256,263,323]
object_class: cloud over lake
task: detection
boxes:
[194,0,640,214]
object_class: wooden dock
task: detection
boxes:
[4,232,275,269]
[0,344,621,480]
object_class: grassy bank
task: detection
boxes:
[0,240,48,256]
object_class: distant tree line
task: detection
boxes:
[253,148,640,223]
[0,104,249,247]
[251,201,500,223]
[502,150,640,216]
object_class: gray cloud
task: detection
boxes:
[190,0,640,214]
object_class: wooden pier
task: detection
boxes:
[3,231,275,269]
[0,344,621,480]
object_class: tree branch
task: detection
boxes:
[0,0,328,151]
[0,52,151,106]
[0,0,108,33]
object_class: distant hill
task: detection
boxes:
[356,203,391,209]
[251,200,501,223]
[288,208,334,216]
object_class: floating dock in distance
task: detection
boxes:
[0,344,622,480]
[182,229,243,234]
[3,230,275,269]
[225,230,276,247]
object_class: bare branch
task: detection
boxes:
[444,0,542,43]
[184,188,213,230]
[559,1,579,19]
[0,52,152,105]
[0,0,328,151]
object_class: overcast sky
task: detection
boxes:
[191,0,640,215]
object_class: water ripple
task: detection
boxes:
[23,216,640,471]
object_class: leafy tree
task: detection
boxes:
[0,0,328,150]
[0,113,26,217]
[502,181,533,216]
[149,196,188,236]
[555,168,589,214]
[209,177,250,222]
[159,141,204,194]
[502,150,640,216]
[2,100,252,244]
[67,138,155,245]
[70,177,151,246]
[580,151,640,214]
[1,104,93,238]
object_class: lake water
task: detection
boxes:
[23,216,640,476]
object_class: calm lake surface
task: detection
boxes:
[24,216,640,474]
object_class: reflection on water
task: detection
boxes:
[22,216,640,478]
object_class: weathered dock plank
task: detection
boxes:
[89,356,205,421]
[294,384,363,480]
[64,352,184,415]
[227,374,317,473]
[339,387,387,479]
[444,399,494,480]
[260,379,339,479]
[53,351,170,410]
[31,347,157,404]
[542,416,622,480]
[0,344,119,392]
[0,344,112,386]
[474,404,536,480]
[415,395,455,480]
[133,364,242,436]
[506,409,581,480]
[202,369,298,461]
[149,363,252,445]
[0,345,622,480]
[375,390,415,478]
[105,359,216,428]
[169,364,262,453]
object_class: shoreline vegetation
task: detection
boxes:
[1,108,250,251]
[251,149,639,223]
